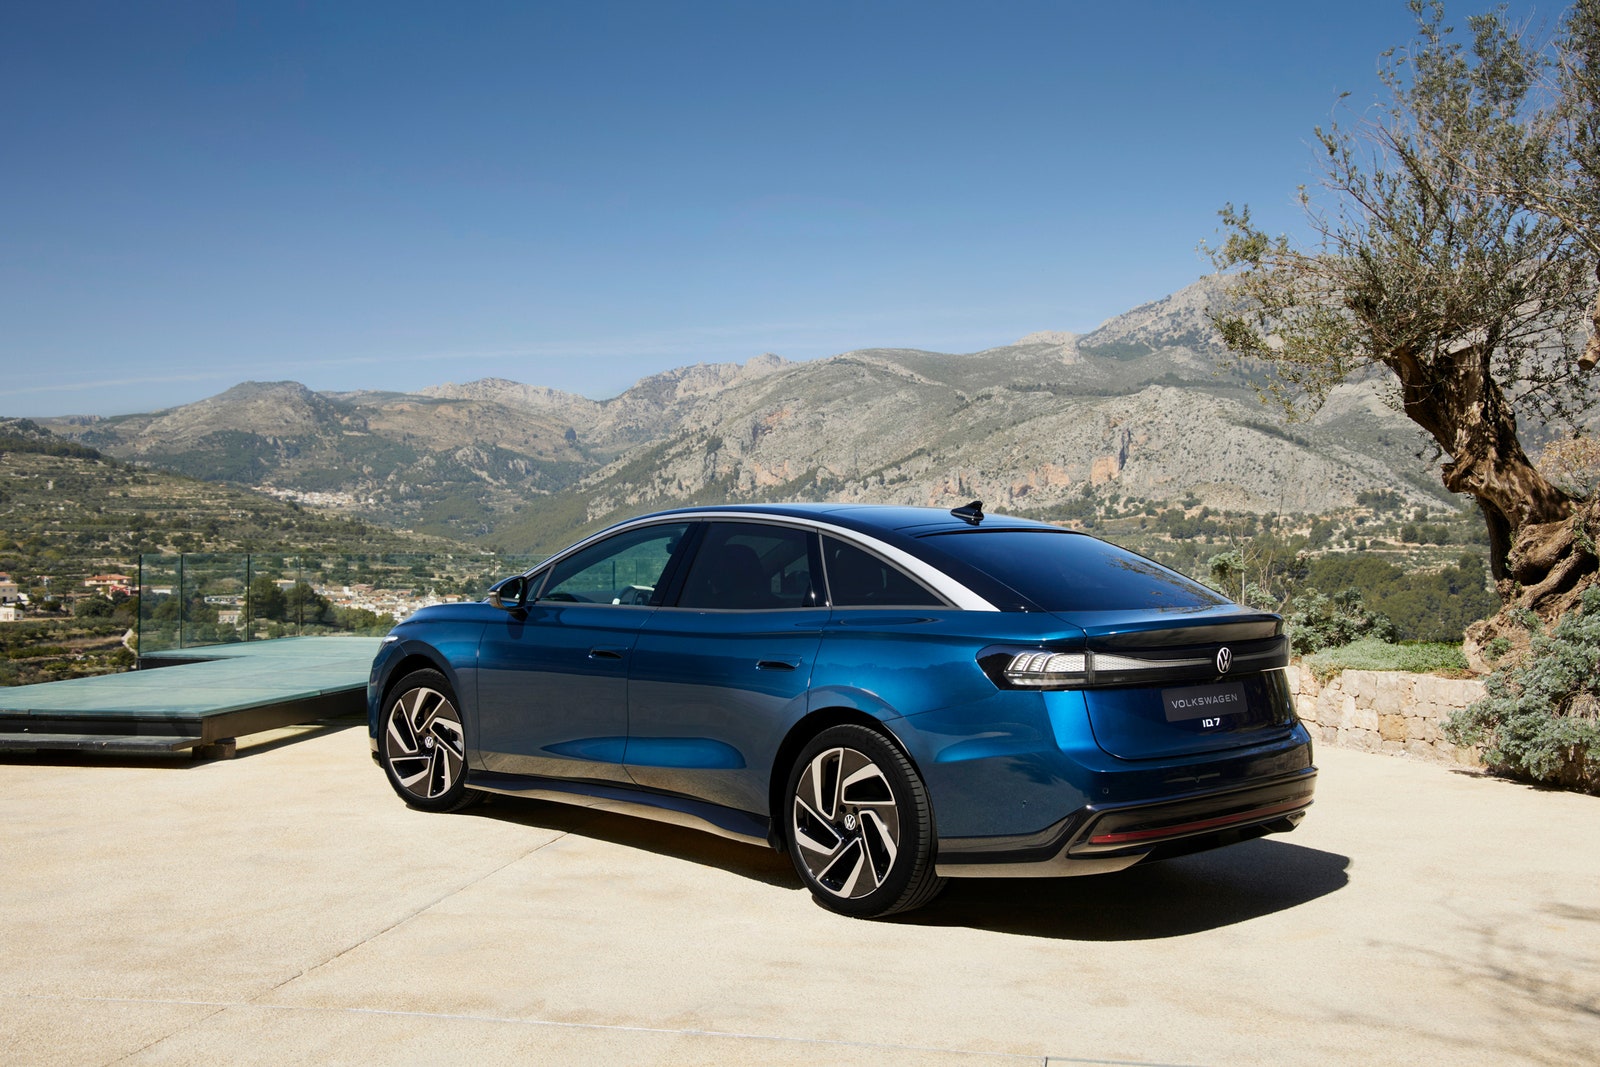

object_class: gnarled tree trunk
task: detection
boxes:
[1386,338,1599,671]
[1389,340,1575,583]
[1466,498,1600,671]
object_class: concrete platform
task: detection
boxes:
[1,727,1596,1065]
[0,637,381,755]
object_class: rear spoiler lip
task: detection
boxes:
[1054,608,1284,650]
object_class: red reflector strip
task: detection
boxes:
[1088,797,1310,846]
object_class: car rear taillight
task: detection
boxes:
[981,636,1288,691]
[1004,650,1088,686]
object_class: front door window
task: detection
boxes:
[539,522,689,606]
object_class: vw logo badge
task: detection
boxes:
[1216,647,1233,674]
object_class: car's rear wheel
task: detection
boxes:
[380,669,482,813]
[784,724,945,918]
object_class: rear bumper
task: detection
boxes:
[934,766,1316,877]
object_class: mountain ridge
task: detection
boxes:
[37,277,1454,551]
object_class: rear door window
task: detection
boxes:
[676,522,817,609]
[822,536,944,607]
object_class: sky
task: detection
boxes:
[0,0,1538,417]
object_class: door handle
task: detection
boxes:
[757,659,799,672]
[589,647,625,660]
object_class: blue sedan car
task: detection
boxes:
[369,502,1316,918]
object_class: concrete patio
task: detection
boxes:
[2,719,1596,1065]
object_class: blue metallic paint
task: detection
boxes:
[1079,673,1298,760]
[475,602,651,783]
[368,503,1317,878]
[625,606,825,814]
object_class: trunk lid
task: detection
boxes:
[1056,608,1298,760]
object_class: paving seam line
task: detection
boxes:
[93,996,232,1066]
[6,992,1200,1066]
[47,834,575,1065]
[255,830,576,999]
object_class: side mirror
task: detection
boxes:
[487,575,527,613]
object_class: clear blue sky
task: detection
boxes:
[1,0,1531,417]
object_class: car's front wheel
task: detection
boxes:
[784,724,945,918]
[379,669,482,813]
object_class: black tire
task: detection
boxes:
[784,724,945,918]
[379,669,482,813]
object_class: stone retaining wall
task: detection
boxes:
[1285,665,1485,769]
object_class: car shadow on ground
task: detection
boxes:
[900,838,1352,940]
[463,794,1350,936]
[460,793,801,888]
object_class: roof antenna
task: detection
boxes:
[951,499,984,525]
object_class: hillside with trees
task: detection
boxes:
[0,419,484,685]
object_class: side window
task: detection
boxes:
[823,536,945,607]
[677,522,816,610]
[538,522,689,605]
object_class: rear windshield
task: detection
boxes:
[922,529,1228,612]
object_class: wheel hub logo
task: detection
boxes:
[1216,647,1233,674]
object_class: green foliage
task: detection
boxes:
[1446,584,1600,792]
[1210,2,1594,426]
[1398,522,1457,544]
[303,434,419,485]
[1357,489,1405,512]
[141,430,288,483]
[1157,507,1206,539]
[1302,637,1470,680]
[0,419,102,459]
[1285,588,1399,655]
[0,616,134,684]
[284,580,333,626]
[73,596,114,618]
[248,576,287,622]
[332,605,394,635]
[1304,552,1498,642]
[1196,531,1309,610]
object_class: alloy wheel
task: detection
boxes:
[791,745,903,900]
[384,685,466,802]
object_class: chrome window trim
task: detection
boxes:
[525,511,998,612]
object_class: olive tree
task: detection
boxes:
[1209,1,1600,631]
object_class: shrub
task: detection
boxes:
[1285,588,1397,654]
[1445,586,1600,794]
[74,596,114,618]
[1301,637,1469,681]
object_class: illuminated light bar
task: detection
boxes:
[1093,652,1211,673]
[999,639,1287,690]
[1004,649,1210,686]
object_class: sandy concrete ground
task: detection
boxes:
[1,719,1596,1066]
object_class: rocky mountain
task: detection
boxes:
[41,278,1455,552]
[414,353,793,452]
[59,380,591,538]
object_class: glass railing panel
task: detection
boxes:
[137,552,543,654]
